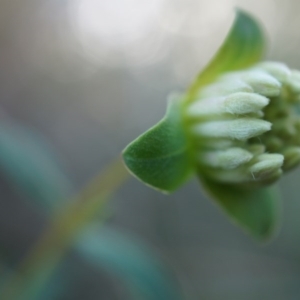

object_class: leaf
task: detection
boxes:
[0,120,72,210]
[75,226,184,300]
[186,9,266,103]
[123,97,193,192]
[199,176,280,241]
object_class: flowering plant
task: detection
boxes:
[122,10,300,241]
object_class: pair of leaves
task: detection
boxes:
[123,10,279,241]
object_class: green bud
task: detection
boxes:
[258,169,283,186]
[224,92,269,115]
[286,70,300,94]
[187,96,228,117]
[199,79,253,98]
[249,154,284,180]
[205,168,250,184]
[282,147,300,171]
[241,71,282,97]
[254,61,291,82]
[192,118,271,141]
[220,70,282,97]
[188,92,269,117]
[264,136,283,152]
[272,119,297,138]
[200,147,253,169]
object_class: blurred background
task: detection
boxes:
[1,0,300,299]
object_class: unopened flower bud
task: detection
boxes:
[241,71,281,97]
[258,169,283,186]
[224,92,269,115]
[272,119,297,138]
[199,79,253,98]
[200,147,253,169]
[187,61,300,187]
[264,136,283,152]
[286,70,300,94]
[188,92,269,117]
[254,62,291,82]
[249,154,284,180]
[282,147,300,171]
[192,118,271,141]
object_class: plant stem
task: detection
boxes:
[1,156,129,300]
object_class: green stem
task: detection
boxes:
[1,156,129,300]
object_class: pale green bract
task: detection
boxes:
[122,10,300,241]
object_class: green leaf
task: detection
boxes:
[4,264,70,300]
[199,176,280,241]
[123,97,193,192]
[186,9,266,103]
[76,226,184,300]
[0,120,72,210]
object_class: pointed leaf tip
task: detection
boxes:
[199,176,280,241]
[123,98,193,192]
[186,9,266,103]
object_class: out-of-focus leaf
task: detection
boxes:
[200,176,280,241]
[186,9,266,102]
[123,98,193,192]
[76,226,184,300]
[0,262,70,300]
[0,120,72,210]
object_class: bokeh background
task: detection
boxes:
[1,0,300,299]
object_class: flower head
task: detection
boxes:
[186,62,300,187]
[122,10,300,240]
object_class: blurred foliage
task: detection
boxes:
[76,226,184,300]
[0,118,72,210]
[0,117,184,300]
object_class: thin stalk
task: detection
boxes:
[1,156,129,300]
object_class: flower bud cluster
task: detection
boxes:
[186,62,300,187]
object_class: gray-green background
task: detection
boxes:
[0,0,300,299]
